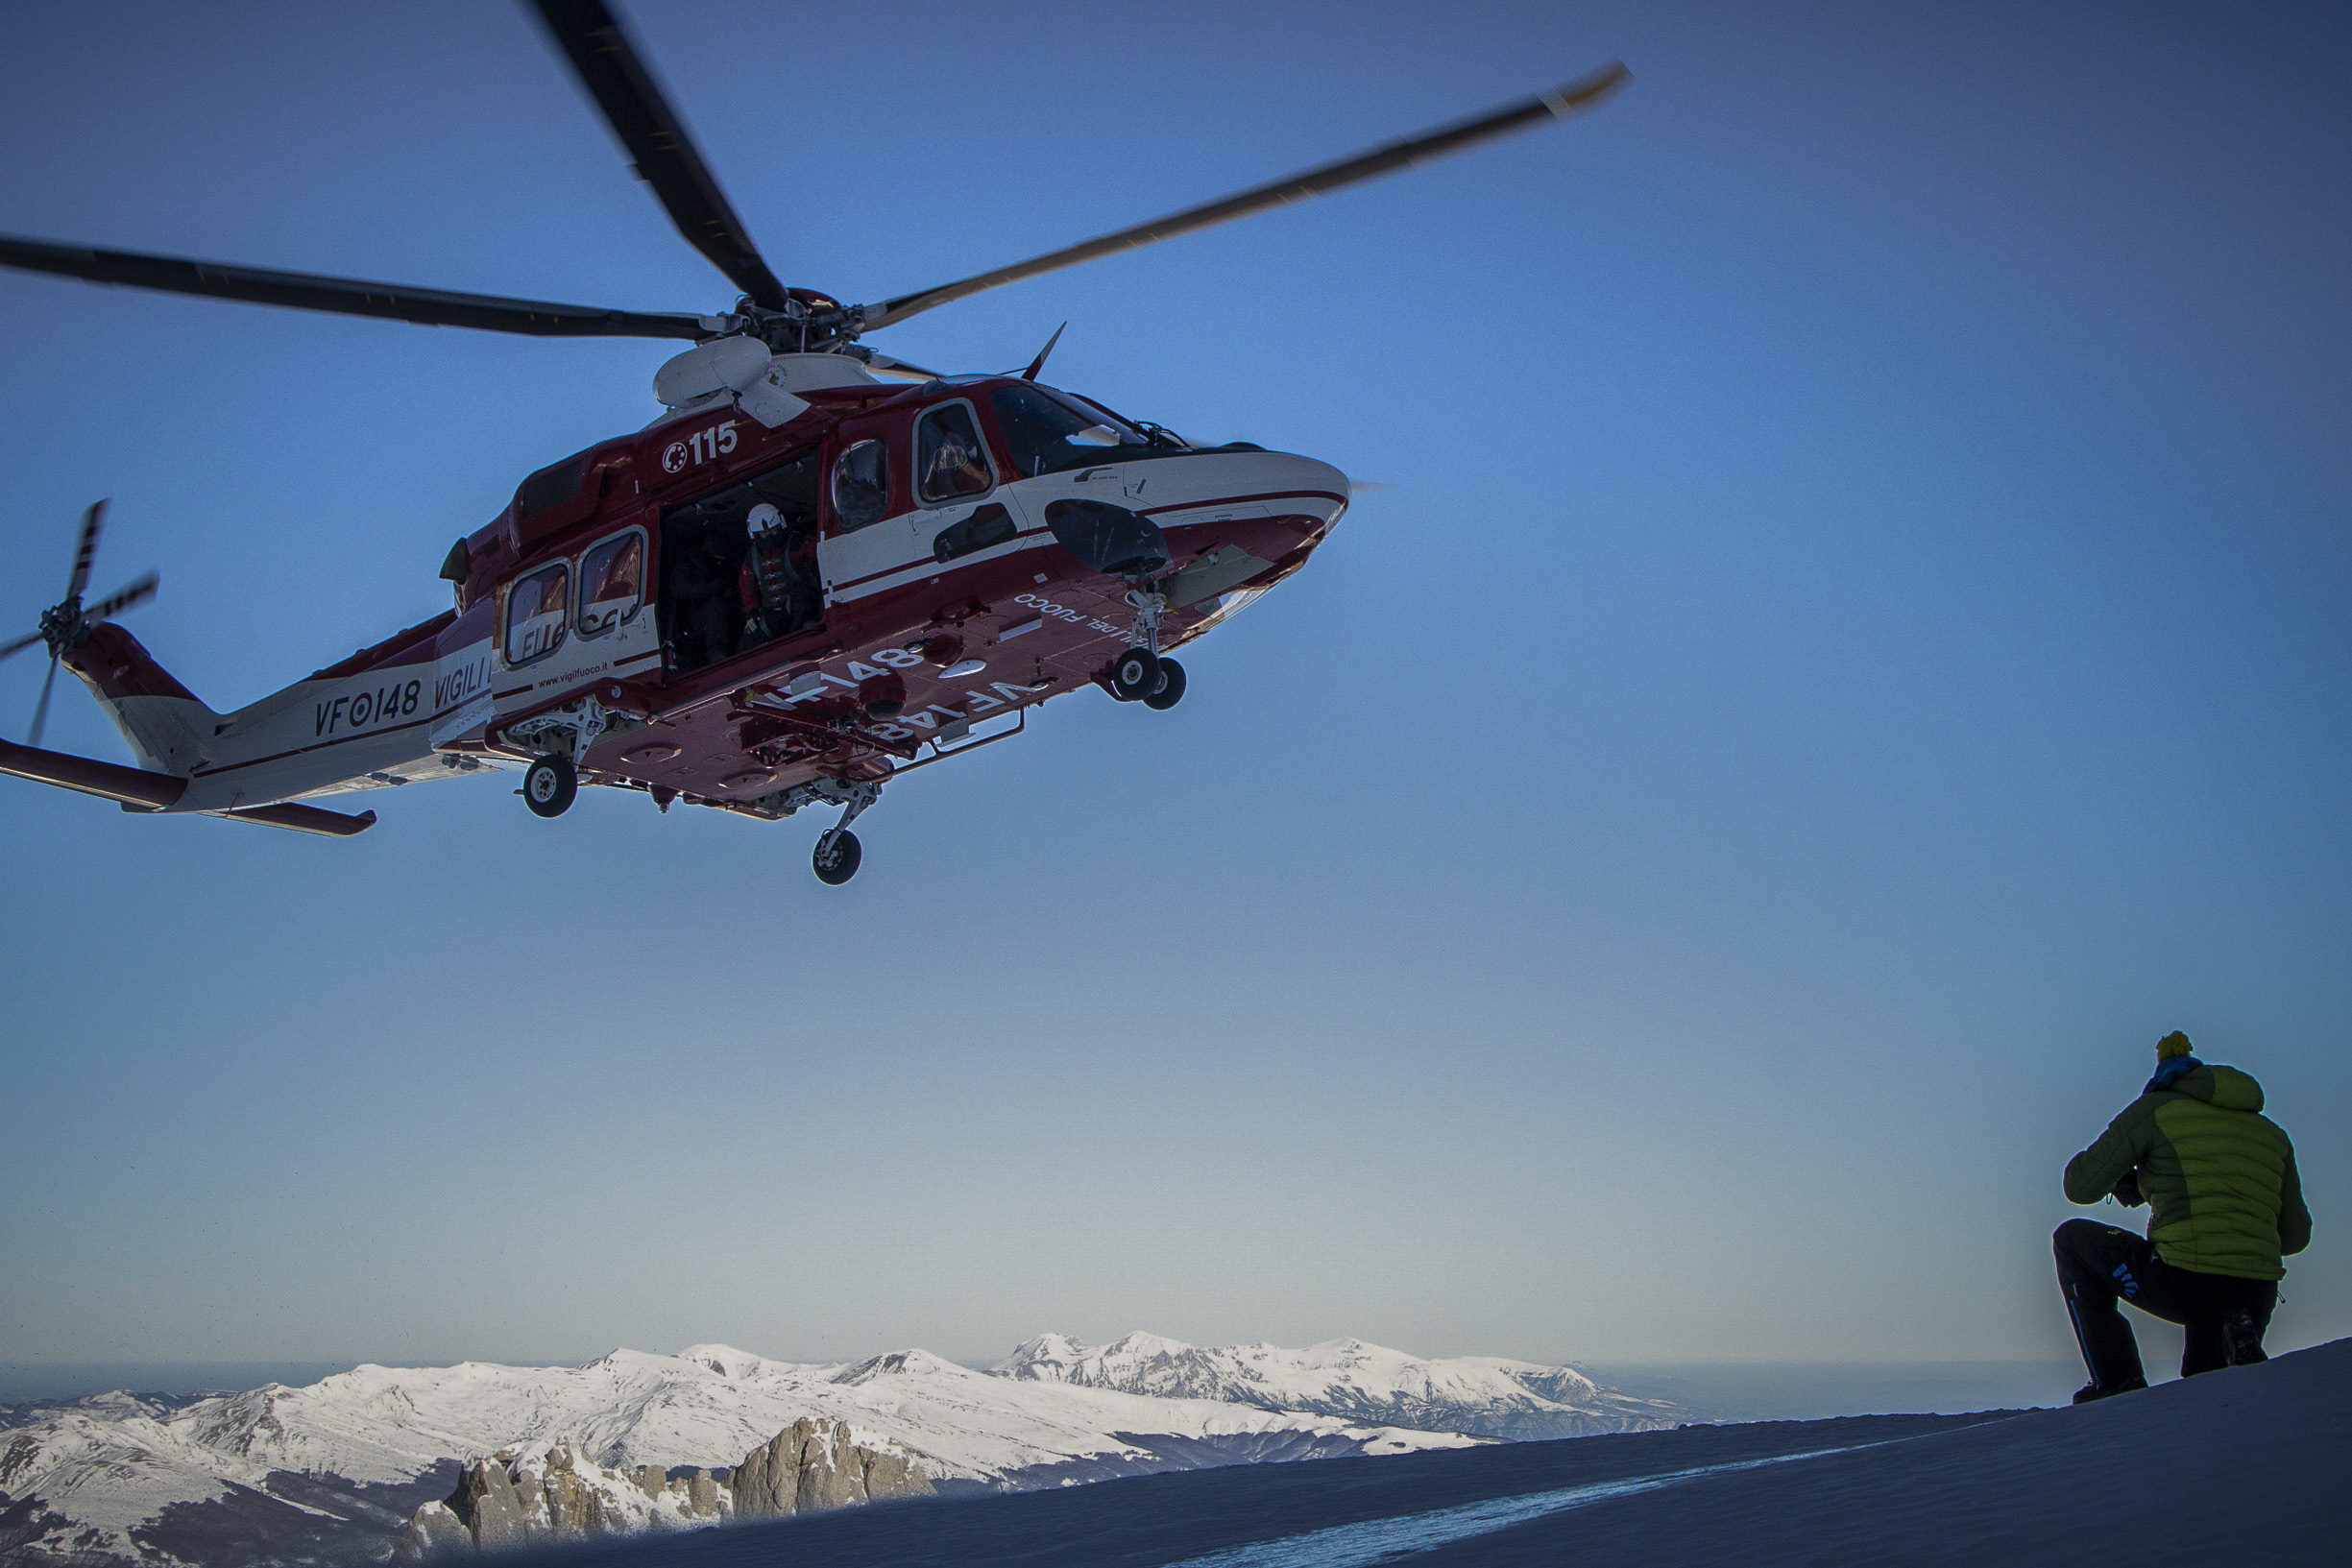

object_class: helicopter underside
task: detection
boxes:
[557,456,1346,817]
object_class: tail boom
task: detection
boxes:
[56,607,497,814]
[15,606,495,830]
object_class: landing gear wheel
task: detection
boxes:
[1143,657,1187,711]
[1110,647,1161,702]
[522,754,576,818]
[812,828,863,885]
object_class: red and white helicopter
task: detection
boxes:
[0,1,1625,882]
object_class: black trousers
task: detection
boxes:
[2053,1218,2276,1387]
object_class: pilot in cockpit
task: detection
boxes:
[924,432,990,499]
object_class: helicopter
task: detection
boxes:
[0,0,1627,883]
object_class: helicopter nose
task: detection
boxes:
[1296,456,1351,524]
[1198,448,1350,523]
[1135,446,1352,548]
[1248,452,1351,534]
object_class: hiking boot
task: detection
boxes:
[2072,1377,2147,1405]
[2221,1309,2268,1367]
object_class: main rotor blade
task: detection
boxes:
[859,350,945,382]
[82,572,158,626]
[0,630,43,663]
[0,235,714,339]
[27,652,60,749]
[856,60,1631,333]
[67,498,108,600]
[529,0,788,311]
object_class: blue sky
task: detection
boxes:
[1,1,2345,1381]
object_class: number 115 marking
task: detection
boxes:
[690,421,738,464]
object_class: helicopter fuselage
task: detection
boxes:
[78,361,1346,825]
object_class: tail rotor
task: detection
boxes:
[2,500,162,746]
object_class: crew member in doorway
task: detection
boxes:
[2054,1031,2312,1403]
[740,502,815,644]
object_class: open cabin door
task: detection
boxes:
[656,445,823,678]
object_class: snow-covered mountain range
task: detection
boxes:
[0,1337,1677,1567]
[994,1333,1682,1440]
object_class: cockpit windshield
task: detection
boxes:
[990,383,1159,477]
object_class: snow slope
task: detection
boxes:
[494,1341,2352,1568]
[993,1333,1682,1439]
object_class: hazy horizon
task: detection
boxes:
[2,1342,2093,1423]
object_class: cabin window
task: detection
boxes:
[831,438,889,531]
[989,383,1146,476]
[915,402,994,504]
[576,528,645,639]
[504,561,570,666]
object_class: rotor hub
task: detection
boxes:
[36,597,85,654]
[725,296,861,355]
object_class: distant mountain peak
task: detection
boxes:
[992,1333,1088,1373]
[1103,1330,1198,1356]
[984,1332,1678,1440]
[831,1349,967,1385]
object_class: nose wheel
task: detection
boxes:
[1110,587,1185,708]
[1143,657,1186,710]
[1110,648,1186,709]
[1110,646,1160,701]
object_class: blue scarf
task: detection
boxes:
[2145,1054,2202,1095]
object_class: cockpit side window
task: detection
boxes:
[576,529,644,639]
[831,438,890,531]
[915,401,994,504]
[504,561,570,666]
[989,383,1146,477]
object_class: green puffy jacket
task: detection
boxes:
[2065,1063,2313,1281]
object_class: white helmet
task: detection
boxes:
[745,501,783,537]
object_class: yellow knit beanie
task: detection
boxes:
[2156,1031,2194,1061]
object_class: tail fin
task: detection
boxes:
[59,622,221,777]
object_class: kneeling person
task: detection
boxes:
[2056,1031,2312,1403]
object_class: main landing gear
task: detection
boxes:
[511,695,636,820]
[521,753,576,817]
[811,778,881,885]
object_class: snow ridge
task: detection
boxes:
[990,1332,1682,1440]
[0,1337,1672,1566]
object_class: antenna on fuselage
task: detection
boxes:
[1021,323,1069,382]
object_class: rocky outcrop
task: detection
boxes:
[730,1416,933,1520]
[396,1500,473,1558]
[447,1456,530,1549]
[394,1419,927,1557]
[392,1442,730,1560]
